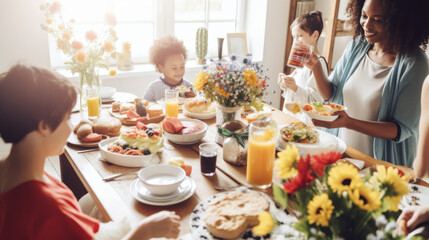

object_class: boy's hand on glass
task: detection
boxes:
[303,52,320,70]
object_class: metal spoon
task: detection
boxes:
[102,171,139,182]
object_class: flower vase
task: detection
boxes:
[216,104,241,126]
[79,70,101,119]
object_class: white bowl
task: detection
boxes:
[138,164,185,195]
[99,137,161,167]
[100,87,116,99]
[303,110,339,122]
[183,107,216,120]
[163,118,207,145]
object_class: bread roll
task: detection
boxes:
[73,119,93,133]
[76,123,93,140]
[147,104,163,118]
[93,117,122,137]
[184,98,211,113]
[204,191,270,239]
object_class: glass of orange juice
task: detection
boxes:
[165,89,179,118]
[246,117,277,189]
[86,87,100,120]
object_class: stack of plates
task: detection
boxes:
[129,176,196,206]
[101,96,115,103]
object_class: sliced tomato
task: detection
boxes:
[126,109,140,119]
[136,121,146,130]
[181,164,192,176]
[300,139,310,143]
[162,117,183,134]
[82,133,102,142]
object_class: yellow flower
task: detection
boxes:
[76,51,85,63]
[123,41,131,52]
[243,69,258,87]
[109,69,117,76]
[307,193,334,227]
[62,32,71,41]
[46,18,53,24]
[103,41,114,52]
[194,72,210,91]
[56,39,66,50]
[370,165,409,211]
[349,184,381,211]
[328,164,363,193]
[275,145,299,179]
[214,85,231,98]
[252,211,275,236]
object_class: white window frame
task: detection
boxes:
[49,0,245,69]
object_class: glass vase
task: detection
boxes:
[216,104,241,127]
[79,70,100,119]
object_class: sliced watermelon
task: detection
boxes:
[136,121,146,130]
[82,133,102,142]
[162,117,183,134]
[181,164,192,177]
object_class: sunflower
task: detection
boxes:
[349,184,381,211]
[327,164,363,193]
[193,72,210,91]
[214,85,231,98]
[252,211,275,236]
[243,69,258,87]
[307,193,334,227]
[370,165,409,211]
[275,145,300,179]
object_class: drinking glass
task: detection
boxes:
[86,86,100,120]
[246,117,277,189]
[199,143,217,176]
[165,89,179,118]
[287,42,314,69]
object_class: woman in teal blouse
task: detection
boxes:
[305,0,429,167]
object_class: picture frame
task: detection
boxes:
[227,33,248,56]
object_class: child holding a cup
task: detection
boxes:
[144,35,195,102]
[278,11,328,124]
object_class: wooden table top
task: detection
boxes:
[62,104,419,236]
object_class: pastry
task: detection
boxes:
[135,98,149,106]
[73,119,93,133]
[147,104,163,118]
[204,191,270,240]
[184,98,213,113]
[93,117,122,137]
[76,123,93,140]
[111,102,121,112]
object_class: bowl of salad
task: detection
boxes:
[302,102,346,122]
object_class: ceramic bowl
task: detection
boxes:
[100,87,116,99]
[303,110,339,122]
[98,137,161,167]
[138,164,186,195]
[163,118,208,145]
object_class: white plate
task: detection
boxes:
[130,177,196,206]
[276,127,346,155]
[302,105,347,122]
[183,107,216,120]
[400,184,429,209]
[99,137,162,168]
[136,176,193,202]
[189,188,302,240]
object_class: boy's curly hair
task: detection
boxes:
[346,0,429,56]
[149,35,188,68]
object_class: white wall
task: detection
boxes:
[0,0,50,72]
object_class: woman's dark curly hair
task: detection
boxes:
[346,0,429,56]
[149,35,188,70]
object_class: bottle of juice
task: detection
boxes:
[246,117,277,189]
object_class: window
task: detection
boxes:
[49,0,243,68]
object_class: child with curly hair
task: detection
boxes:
[144,35,195,102]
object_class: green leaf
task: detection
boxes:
[311,102,323,107]
[272,184,288,209]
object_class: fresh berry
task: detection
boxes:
[142,149,151,155]
[154,131,159,136]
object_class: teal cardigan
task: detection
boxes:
[326,36,429,167]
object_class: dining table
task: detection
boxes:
[60,102,425,238]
